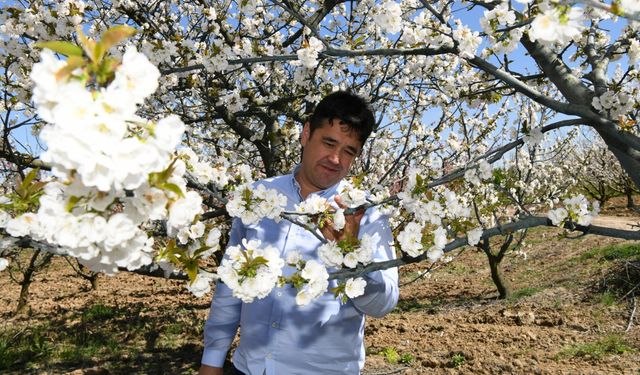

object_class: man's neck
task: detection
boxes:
[294,171,315,200]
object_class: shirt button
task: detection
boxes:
[267,353,272,359]
[276,292,282,297]
[271,322,278,328]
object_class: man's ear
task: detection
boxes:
[301,122,311,147]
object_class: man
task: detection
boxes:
[199,91,398,375]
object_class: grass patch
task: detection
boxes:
[82,303,118,322]
[556,335,634,360]
[509,287,541,300]
[378,347,413,364]
[599,291,617,306]
[448,352,466,368]
[0,302,205,373]
[0,325,53,370]
[580,243,640,262]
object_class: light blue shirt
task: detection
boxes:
[202,171,399,375]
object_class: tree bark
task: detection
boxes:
[15,250,39,314]
[14,250,53,315]
[90,273,100,290]
[626,187,636,209]
[479,236,513,299]
[487,255,511,299]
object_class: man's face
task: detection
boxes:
[297,119,362,196]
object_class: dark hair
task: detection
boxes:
[308,91,375,145]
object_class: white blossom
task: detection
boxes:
[333,209,345,231]
[524,127,544,146]
[296,260,329,306]
[345,277,367,298]
[467,227,483,246]
[227,184,287,225]
[548,207,568,225]
[372,1,403,34]
[186,273,214,297]
[0,258,8,272]
[217,239,285,303]
[397,222,423,257]
[528,5,584,46]
[297,36,324,69]
[318,241,343,268]
[168,191,203,233]
[286,250,302,265]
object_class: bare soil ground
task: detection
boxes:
[1,198,640,374]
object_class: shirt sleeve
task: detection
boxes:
[201,218,245,367]
[350,206,399,318]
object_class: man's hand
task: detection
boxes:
[319,195,365,243]
[198,365,223,375]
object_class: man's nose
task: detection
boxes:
[327,150,340,165]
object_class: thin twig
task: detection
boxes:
[400,248,466,287]
[626,297,636,332]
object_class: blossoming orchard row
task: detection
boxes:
[0,0,638,305]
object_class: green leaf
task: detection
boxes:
[22,168,39,187]
[160,182,185,198]
[16,169,39,198]
[66,195,82,212]
[55,55,86,81]
[352,35,365,48]
[94,56,117,85]
[95,25,137,62]
[157,239,177,261]
[185,261,199,283]
[77,27,97,62]
[34,41,83,57]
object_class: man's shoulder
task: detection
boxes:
[252,174,292,191]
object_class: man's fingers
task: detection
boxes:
[334,195,347,209]
[319,225,337,241]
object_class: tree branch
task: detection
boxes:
[328,216,640,281]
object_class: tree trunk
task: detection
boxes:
[626,187,636,209]
[14,250,40,315]
[480,237,513,300]
[487,255,511,299]
[90,273,100,290]
[594,125,640,193]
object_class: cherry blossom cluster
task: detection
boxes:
[464,160,493,187]
[338,180,369,207]
[372,0,403,34]
[217,239,284,303]
[317,233,379,269]
[528,2,584,46]
[2,43,210,276]
[282,251,330,306]
[591,90,634,119]
[226,184,288,225]
[295,36,324,69]
[295,194,346,231]
[547,194,600,226]
[480,3,520,55]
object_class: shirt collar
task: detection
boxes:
[290,164,343,201]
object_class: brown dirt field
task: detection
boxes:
[1,198,640,374]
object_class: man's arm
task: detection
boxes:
[200,218,245,370]
[198,364,223,375]
[201,281,242,367]
[350,206,399,317]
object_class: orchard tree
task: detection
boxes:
[569,138,639,208]
[0,0,639,307]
